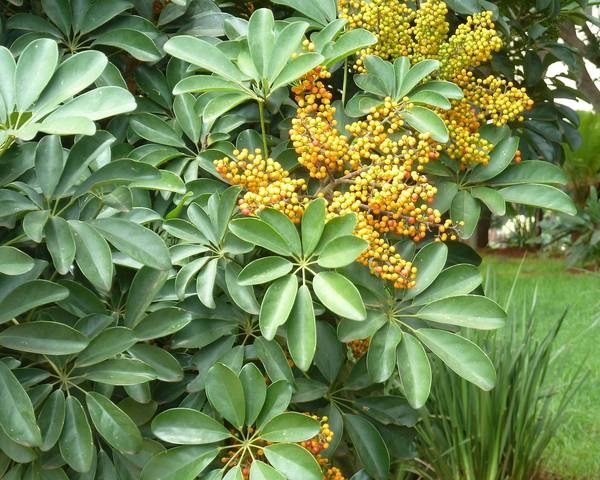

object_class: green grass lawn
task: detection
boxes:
[482,253,600,479]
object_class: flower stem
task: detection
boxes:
[258,100,269,156]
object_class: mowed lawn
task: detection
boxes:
[482,253,600,479]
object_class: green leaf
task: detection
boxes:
[314,321,345,382]
[415,329,496,390]
[403,106,448,143]
[287,285,316,372]
[92,218,172,271]
[260,413,320,442]
[54,131,115,197]
[367,323,402,383]
[256,380,293,429]
[134,308,191,341]
[338,310,387,342]
[317,235,368,268]
[410,90,451,109]
[238,256,293,285]
[164,36,245,83]
[128,343,182,382]
[0,280,68,325]
[69,221,114,293]
[417,295,506,329]
[140,445,218,480]
[0,362,41,447]
[86,392,142,454]
[75,327,137,367]
[129,113,185,148]
[499,184,576,215]
[174,93,201,144]
[196,258,219,309]
[60,396,94,473]
[398,60,440,98]
[229,218,292,256]
[259,274,298,340]
[38,390,65,451]
[467,136,519,183]
[0,246,34,275]
[0,321,88,355]
[45,216,76,275]
[413,264,481,305]
[175,257,210,300]
[203,92,253,121]
[301,198,326,257]
[254,338,295,385]
[413,80,463,100]
[470,187,506,215]
[15,38,58,111]
[23,210,50,243]
[271,53,324,92]
[173,75,245,95]
[344,415,390,479]
[250,461,285,480]
[93,29,161,62]
[322,28,377,66]
[451,191,481,238]
[81,358,157,385]
[315,214,357,254]
[405,242,448,298]
[396,332,431,409]
[125,266,170,328]
[263,443,323,480]
[34,135,64,199]
[224,261,260,315]
[73,159,159,196]
[258,208,302,256]
[248,8,275,79]
[271,0,335,25]
[151,408,231,445]
[240,363,267,427]
[267,21,308,84]
[46,86,136,122]
[488,160,567,186]
[206,363,245,430]
[313,272,366,321]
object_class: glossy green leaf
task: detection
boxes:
[69,221,114,293]
[258,208,302,256]
[94,219,172,270]
[60,396,94,473]
[317,235,368,268]
[403,106,448,143]
[322,28,377,66]
[174,93,201,144]
[260,412,320,443]
[470,186,506,215]
[0,321,88,355]
[151,408,231,445]
[125,266,170,328]
[367,323,402,383]
[129,113,185,148]
[344,414,390,479]
[140,445,218,480]
[75,327,137,367]
[259,274,298,340]
[417,295,506,329]
[93,29,161,62]
[134,308,192,341]
[224,261,260,315]
[0,362,41,447]
[0,247,34,275]
[229,218,292,256]
[499,184,576,215]
[263,443,322,480]
[248,9,275,79]
[313,272,366,321]
[254,338,294,385]
[38,390,65,451]
[398,60,440,98]
[270,53,324,92]
[467,136,519,183]
[240,363,267,427]
[81,358,157,385]
[396,332,431,409]
[250,460,285,480]
[15,38,58,111]
[415,329,496,390]
[301,198,326,257]
[129,343,183,382]
[196,258,218,309]
[206,363,245,430]
[238,256,293,285]
[0,280,68,325]
[451,190,481,238]
[86,392,142,454]
[45,216,76,275]
[287,285,316,372]
[413,264,481,304]
[34,135,64,199]
[267,21,308,84]
[489,160,568,186]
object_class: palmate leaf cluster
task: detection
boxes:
[0,1,576,479]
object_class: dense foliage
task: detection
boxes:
[0,1,578,479]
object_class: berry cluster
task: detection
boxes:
[339,1,532,167]
[300,415,334,454]
[338,0,415,71]
[348,338,370,359]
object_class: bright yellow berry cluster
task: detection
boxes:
[301,415,334,454]
[340,1,532,167]
[215,148,308,223]
[338,0,415,71]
